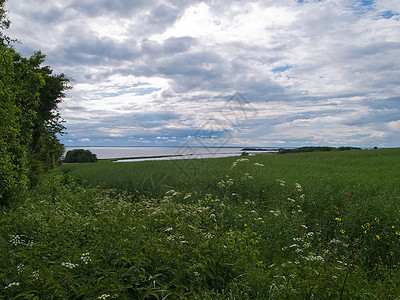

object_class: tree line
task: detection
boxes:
[1,0,70,204]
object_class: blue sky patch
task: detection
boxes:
[379,10,398,19]
[272,65,292,73]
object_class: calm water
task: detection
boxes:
[64,146,245,160]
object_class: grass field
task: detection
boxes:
[1,148,400,298]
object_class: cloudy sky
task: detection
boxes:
[5,0,400,148]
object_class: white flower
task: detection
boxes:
[204,233,214,239]
[304,255,324,262]
[61,262,78,269]
[183,194,192,199]
[32,270,39,280]
[295,183,302,192]
[165,227,173,232]
[17,263,25,274]
[80,253,91,264]
[10,234,24,246]
[254,162,264,167]
[5,282,20,289]
[98,294,110,300]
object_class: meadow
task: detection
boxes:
[1,148,400,298]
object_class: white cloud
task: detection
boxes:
[5,0,400,147]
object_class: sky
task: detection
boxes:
[5,0,400,148]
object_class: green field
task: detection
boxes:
[2,148,400,298]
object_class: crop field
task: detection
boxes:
[1,148,400,298]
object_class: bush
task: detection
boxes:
[63,149,97,163]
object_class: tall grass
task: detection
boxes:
[1,148,399,298]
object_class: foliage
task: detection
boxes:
[278,146,362,154]
[0,0,10,44]
[64,149,98,163]
[1,151,399,298]
[0,1,69,204]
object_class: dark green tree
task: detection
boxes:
[0,0,70,204]
[63,149,98,163]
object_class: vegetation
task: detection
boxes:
[64,149,98,163]
[1,1,399,297]
[278,146,362,154]
[0,0,69,204]
[1,149,399,298]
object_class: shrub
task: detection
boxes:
[63,149,97,163]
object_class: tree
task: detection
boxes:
[63,149,98,163]
[0,0,70,204]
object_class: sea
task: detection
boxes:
[64,146,249,162]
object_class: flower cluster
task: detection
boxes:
[80,252,91,264]
[9,234,24,246]
[5,282,20,289]
[231,158,249,168]
[9,234,34,247]
[61,262,79,269]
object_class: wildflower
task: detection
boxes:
[287,197,296,203]
[269,210,278,217]
[244,172,253,179]
[345,192,350,196]
[396,231,400,236]
[10,234,24,246]
[194,271,200,277]
[165,227,173,232]
[295,183,302,192]
[376,235,381,240]
[32,270,39,280]
[98,294,110,300]
[254,162,264,167]
[335,217,342,222]
[5,282,20,289]
[180,240,188,244]
[304,255,324,262]
[340,229,345,234]
[183,194,191,199]
[210,213,216,219]
[244,223,248,227]
[17,263,25,274]
[166,189,176,195]
[61,262,78,269]
[204,233,214,239]
[80,253,91,264]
